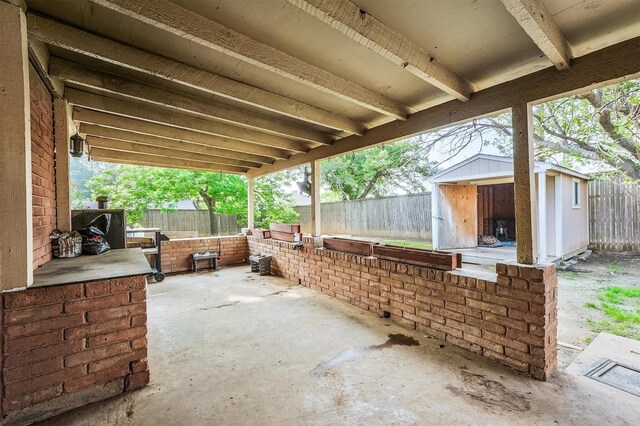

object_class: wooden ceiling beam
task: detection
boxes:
[500,0,572,70]
[26,12,366,135]
[89,147,248,174]
[86,136,261,169]
[288,0,474,101]
[27,37,64,97]
[79,124,274,165]
[49,57,333,145]
[65,88,311,153]
[74,108,291,160]
[93,0,410,120]
[248,36,640,178]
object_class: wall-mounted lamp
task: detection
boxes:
[69,133,85,158]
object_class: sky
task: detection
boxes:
[288,126,505,205]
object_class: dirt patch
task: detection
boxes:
[557,252,640,368]
[446,371,531,412]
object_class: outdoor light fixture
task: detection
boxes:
[69,133,85,158]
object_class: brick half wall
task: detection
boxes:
[0,276,149,424]
[161,236,249,273]
[249,236,558,380]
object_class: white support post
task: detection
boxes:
[247,177,255,229]
[538,172,547,261]
[310,160,321,237]
[512,103,538,264]
[431,184,440,249]
[554,175,563,259]
[0,1,33,290]
[54,98,72,231]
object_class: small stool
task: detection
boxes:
[249,254,272,275]
[192,252,218,272]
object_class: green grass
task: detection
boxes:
[383,240,433,250]
[585,286,640,340]
[605,286,640,298]
[598,291,623,304]
[601,303,640,323]
[597,286,640,305]
[607,262,620,271]
[563,272,578,281]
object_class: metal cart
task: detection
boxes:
[126,228,169,282]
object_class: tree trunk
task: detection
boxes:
[207,208,218,236]
[199,188,218,236]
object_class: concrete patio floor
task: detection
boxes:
[39,266,638,425]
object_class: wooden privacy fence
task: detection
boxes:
[295,193,432,241]
[588,180,640,252]
[142,210,243,237]
[142,182,640,250]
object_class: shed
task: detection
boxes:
[430,154,589,261]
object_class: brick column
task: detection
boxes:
[495,262,558,380]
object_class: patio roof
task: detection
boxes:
[22,0,640,176]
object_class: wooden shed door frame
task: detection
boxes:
[435,184,478,250]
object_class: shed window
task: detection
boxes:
[572,179,581,208]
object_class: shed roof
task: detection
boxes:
[430,154,590,183]
[23,0,640,175]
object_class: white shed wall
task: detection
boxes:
[545,175,557,257]
[561,175,589,257]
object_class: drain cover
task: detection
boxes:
[584,358,640,397]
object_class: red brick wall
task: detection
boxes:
[161,236,249,273]
[0,276,149,419]
[249,236,558,380]
[30,67,56,269]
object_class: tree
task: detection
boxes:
[254,171,300,227]
[427,78,640,181]
[69,156,116,208]
[533,79,640,180]
[86,165,299,233]
[319,137,438,200]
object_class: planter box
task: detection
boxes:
[251,229,271,239]
[372,245,462,271]
[270,230,300,242]
[269,223,301,233]
[323,237,377,256]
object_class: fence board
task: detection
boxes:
[142,210,243,237]
[295,193,432,241]
[588,180,640,252]
[139,182,640,250]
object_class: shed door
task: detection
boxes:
[438,185,477,249]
